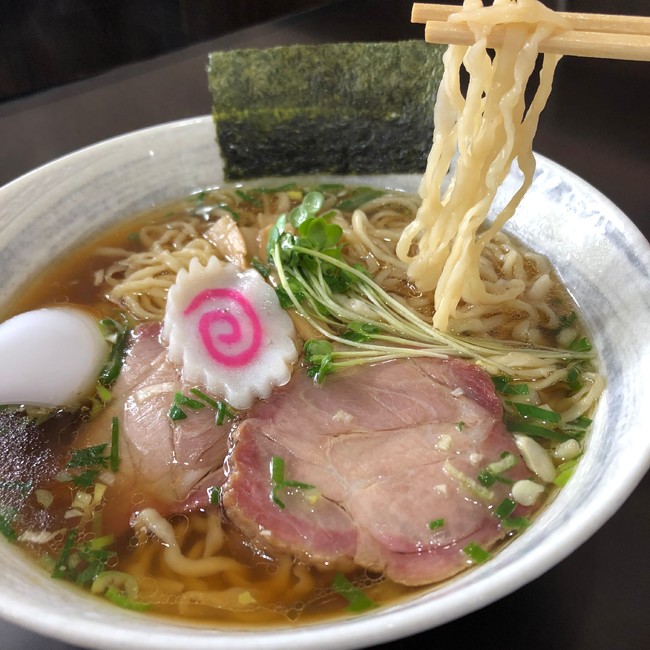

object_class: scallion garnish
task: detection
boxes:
[332,572,378,612]
[270,456,315,509]
[509,402,562,423]
[558,311,577,329]
[168,404,187,421]
[462,542,490,564]
[250,258,271,278]
[184,388,235,426]
[96,383,112,403]
[235,189,262,207]
[553,459,579,487]
[173,392,206,410]
[52,528,79,579]
[492,376,530,395]
[493,498,517,520]
[110,416,120,473]
[501,516,530,529]
[477,469,497,487]
[428,518,445,530]
[72,469,101,488]
[0,506,17,543]
[569,415,592,429]
[217,204,240,221]
[566,366,583,392]
[207,486,221,505]
[104,587,151,611]
[335,187,384,211]
[569,337,592,352]
[98,318,129,387]
[67,444,109,469]
[215,401,235,426]
[505,420,571,442]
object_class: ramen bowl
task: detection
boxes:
[0,116,648,649]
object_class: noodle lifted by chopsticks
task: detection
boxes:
[397,0,568,331]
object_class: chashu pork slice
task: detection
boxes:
[75,322,232,532]
[222,357,531,586]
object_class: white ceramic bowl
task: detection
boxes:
[0,116,649,649]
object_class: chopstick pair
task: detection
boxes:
[412,2,650,61]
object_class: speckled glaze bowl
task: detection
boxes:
[0,117,648,650]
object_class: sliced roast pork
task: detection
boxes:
[222,357,531,586]
[75,322,232,531]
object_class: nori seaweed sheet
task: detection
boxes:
[207,41,445,180]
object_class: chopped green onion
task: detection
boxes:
[250,258,270,278]
[336,188,384,212]
[558,311,577,328]
[0,507,17,543]
[187,387,218,409]
[72,469,101,488]
[96,383,112,403]
[217,204,240,221]
[462,542,490,564]
[569,337,592,352]
[235,189,262,207]
[477,469,497,487]
[505,420,571,442]
[501,516,530,529]
[207,486,221,505]
[270,456,315,509]
[271,456,285,485]
[88,534,115,551]
[185,388,235,425]
[428,518,445,530]
[110,417,120,473]
[52,528,79,579]
[215,401,235,426]
[444,460,494,502]
[569,415,592,430]
[168,404,187,421]
[332,572,378,612]
[553,459,579,487]
[566,367,583,392]
[509,402,562,423]
[98,319,129,387]
[174,392,206,410]
[487,451,517,475]
[67,444,109,469]
[492,376,530,395]
[104,587,151,611]
[494,498,517,520]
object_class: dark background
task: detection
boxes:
[2,0,646,101]
[0,1,648,649]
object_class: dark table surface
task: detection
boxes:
[0,1,648,648]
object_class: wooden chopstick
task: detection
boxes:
[412,3,650,61]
